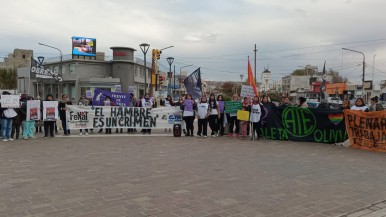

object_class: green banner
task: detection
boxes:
[225,101,242,113]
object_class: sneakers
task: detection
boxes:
[79,133,83,136]
[24,137,28,140]
[85,132,88,136]
[196,135,201,138]
[31,136,37,139]
[8,138,14,141]
[228,133,233,139]
[2,139,9,142]
[203,135,207,138]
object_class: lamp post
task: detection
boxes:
[38,43,62,98]
[342,48,366,99]
[240,74,244,95]
[166,57,174,96]
[139,43,150,94]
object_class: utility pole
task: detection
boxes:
[254,44,257,84]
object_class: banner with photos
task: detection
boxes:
[66,105,183,129]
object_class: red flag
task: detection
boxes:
[247,57,259,96]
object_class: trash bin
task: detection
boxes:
[173,124,181,137]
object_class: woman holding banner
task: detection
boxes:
[260,95,276,139]
[21,96,37,140]
[42,94,56,138]
[1,91,16,142]
[250,96,264,141]
[140,93,153,135]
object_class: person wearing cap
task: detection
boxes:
[369,96,384,111]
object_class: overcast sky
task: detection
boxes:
[1,0,386,83]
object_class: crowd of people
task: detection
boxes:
[0,90,384,142]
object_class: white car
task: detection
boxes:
[327,97,342,104]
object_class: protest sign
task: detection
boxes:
[85,90,92,98]
[66,105,182,129]
[93,88,131,106]
[0,95,20,108]
[115,85,122,92]
[344,110,386,152]
[237,110,250,121]
[26,100,41,121]
[43,101,58,121]
[240,85,256,98]
[224,101,242,113]
[155,90,167,99]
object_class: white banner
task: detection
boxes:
[66,105,183,129]
[240,85,256,98]
[1,95,20,108]
[26,100,41,121]
[43,101,58,121]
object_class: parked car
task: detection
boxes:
[327,97,342,104]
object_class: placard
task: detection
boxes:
[0,95,20,108]
[26,100,41,121]
[43,101,58,121]
[240,85,256,98]
[224,101,242,113]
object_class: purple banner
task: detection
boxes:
[93,88,131,106]
[184,100,194,111]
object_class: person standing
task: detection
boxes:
[216,94,225,136]
[369,96,384,111]
[250,96,263,141]
[351,98,369,111]
[21,96,37,140]
[196,95,209,138]
[240,97,251,140]
[208,94,220,137]
[43,94,56,138]
[228,94,240,139]
[340,99,351,110]
[78,95,90,136]
[58,94,73,136]
[1,91,17,142]
[180,94,196,137]
[140,93,153,135]
[102,96,115,134]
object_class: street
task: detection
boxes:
[1,134,386,217]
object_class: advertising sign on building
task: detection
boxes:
[72,36,96,57]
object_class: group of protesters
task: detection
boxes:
[1,89,384,142]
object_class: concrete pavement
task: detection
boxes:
[1,132,386,217]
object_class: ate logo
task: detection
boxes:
[282,107,316,137]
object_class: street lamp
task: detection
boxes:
[342,48,366,99]
[38,43,62,98]
[166,57,174,96]
[139,43,150,93]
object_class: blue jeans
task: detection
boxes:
[1,118,13,140]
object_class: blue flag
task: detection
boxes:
[183,68,202,99]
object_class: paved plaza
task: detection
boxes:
[1,132,386,217]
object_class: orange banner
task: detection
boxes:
[344,110,386,152]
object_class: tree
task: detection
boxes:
[328,69,347,83]
[0,68,17,89]
[221,81,239,99]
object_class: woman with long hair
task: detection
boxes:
[227,94,240,139]
[180,94,196,136]
[217,94,225,136]
[351,98,369,111]
[208,94,220,137]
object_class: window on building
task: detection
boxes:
[54,66,59,74]
[22,55,26,59]
[134,66,138,76]
[140,67,144,77]
[69,64,76,75]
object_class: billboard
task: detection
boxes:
[72,36,96,56]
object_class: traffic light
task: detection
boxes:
[159,75,164,85]
[151,49,162,59]
[156,49,162,59]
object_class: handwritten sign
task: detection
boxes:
[240,85,256,98]
[0,95,20,108]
